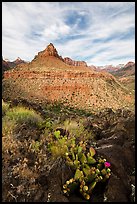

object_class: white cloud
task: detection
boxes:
[43,23,71,40]
[2,2,135,66]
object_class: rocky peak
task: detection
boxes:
[124,61,135,68]
[44,43,59,57]
[39,43,60,58]
[15,57,22,61]
[32,43,64,62]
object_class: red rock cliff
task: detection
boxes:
[64,57,87,67]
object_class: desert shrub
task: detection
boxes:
[2,118,22,163]
[2,106,43,145]
[2,99,10,116]
[38,118,53,131]
[4,106,43,127]
[63,119,92,141]
[2,131,22,156]
[2,118,16,139]
[64,119,78,131]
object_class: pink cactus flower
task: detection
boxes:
[104,162,111,168]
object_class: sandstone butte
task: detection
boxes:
[2,43,134,112]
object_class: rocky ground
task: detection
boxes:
[2,100,135,202]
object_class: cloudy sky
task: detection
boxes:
[2,2,135,66]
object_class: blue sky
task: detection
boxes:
[2,2,135,66]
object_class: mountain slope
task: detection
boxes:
[15,43,91,72]
[2,43,135,112]
[110,61,135,94]
[2,57,26,76]
[111,61,135,77]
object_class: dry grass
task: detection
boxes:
[4,106,43,127]
[2,99,10,116]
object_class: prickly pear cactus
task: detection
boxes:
[63,140,111,200]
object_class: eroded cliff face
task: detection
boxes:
[2,43,135,112]
[64,57,87,67]
[3,69,134,111]
[124,61,135,69]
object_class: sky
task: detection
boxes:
[2,2,135,66]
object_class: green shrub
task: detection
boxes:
[4,106,43,127]
[38,118,53,131]
[2,106,43,143]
